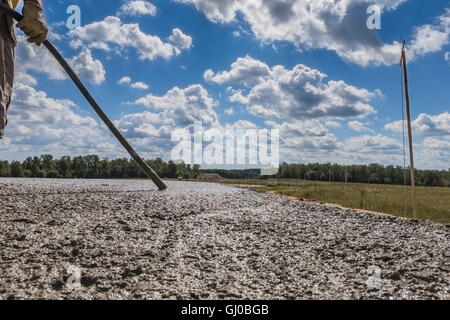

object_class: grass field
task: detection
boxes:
[224,179,450,224]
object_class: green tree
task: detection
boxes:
[10,161,24,177]
[167,161,177,178]
[57,156,72,178]
[0,161,11,177]
[84,155,100,178]
[72,156,87,178]
[31,156,42,177]
[40,154,55,172]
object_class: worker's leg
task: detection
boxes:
[0,1,15,139]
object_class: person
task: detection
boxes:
[0,0,48,139]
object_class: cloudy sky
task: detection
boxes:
[0,0,449,169]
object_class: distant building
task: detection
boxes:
[177,176,184,181]
[197,173,224,183]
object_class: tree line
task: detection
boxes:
[0,155,448,187]
[0,155,200,180]
[276,162,450,187]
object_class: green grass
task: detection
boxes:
[225,179,450,224]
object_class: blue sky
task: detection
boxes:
[1,0,449,169]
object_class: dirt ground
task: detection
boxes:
[0,178,448,300]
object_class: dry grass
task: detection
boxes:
[225,179,450,224]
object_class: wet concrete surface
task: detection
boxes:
[0,178,448,300]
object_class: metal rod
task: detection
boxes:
[400,42,417,218]
[0,4,167,190]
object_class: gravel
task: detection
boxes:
[0,178,448,300]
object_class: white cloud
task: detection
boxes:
[176,0,404,66]
[262,118,342,165]
[280,133,341,164]
[445,52,450,63]
[2,37,120,160]
[176,0,241,23]
[206,56,376,120]
[168,28,193,51]
[115,111,171,140]
[385,112,450,136]
[204,56,270,86]
[408,9,450,59]
[422,136,450,150]
[132,84,220,128]
[4,79,444,168]
[69,49,106,85]
[118,0,157,16]
[263,120,428,166]
[10,83,96,129]
[15,35,66,84]
[113,85,220,159]
[68,16,192,61]
[345,134,403,154]
[130,82,149,90]
[178,0,450,66]
[261,118,414,166]
[417,136,450,169]
[224,108,234,115]
[268,119,328,137]
[348,120,375,133]
[0,82,120,160]
[15,36,106,86]
[291,134,339,152]
[118,76,132,85]
[119,76,149,90]
[230,120,257,129]
[325,120,341,128]
[273,133,404,167]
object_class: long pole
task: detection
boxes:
[400,42,417,218]
[0,4,167,190]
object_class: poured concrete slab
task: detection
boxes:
[0,178,448,300]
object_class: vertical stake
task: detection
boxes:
[400,42,418,219]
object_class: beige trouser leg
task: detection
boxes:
[0,2,15,135]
